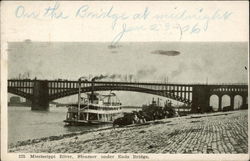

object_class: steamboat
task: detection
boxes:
[64,92,123,125]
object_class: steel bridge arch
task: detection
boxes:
[49,85,192,104]
[8,87,32,100]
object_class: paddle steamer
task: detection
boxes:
[64,92,123,125]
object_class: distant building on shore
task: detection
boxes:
[8,96,31,107]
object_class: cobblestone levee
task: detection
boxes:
[9,110,248,153]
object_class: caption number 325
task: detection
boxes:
[18,154,26,158]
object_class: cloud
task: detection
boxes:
[151,50,181,56]
[24,39,32,43]
[108,44,122,50]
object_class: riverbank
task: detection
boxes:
[9,110,248,153]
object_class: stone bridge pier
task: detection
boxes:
[31,80,49,110]
[191,85,210,113]
[242,96,248,109]
[218,95,222,111]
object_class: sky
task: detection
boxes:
[7,41,248,106]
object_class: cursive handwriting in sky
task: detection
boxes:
[14,2,233,44]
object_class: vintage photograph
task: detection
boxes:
[7,41,248,154]
[1,1,249,161]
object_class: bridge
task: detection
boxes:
[8,79,248,112]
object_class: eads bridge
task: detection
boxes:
[8,79,248,112]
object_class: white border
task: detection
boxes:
[1,1,249,161]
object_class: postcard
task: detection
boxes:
[1,1,249,161]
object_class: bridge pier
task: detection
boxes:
[241,95,248,109]
[218,95,222,111]
[230,95,235,110]
[191,86,210,113]
[242,96,246,106]
[31,80,49,110]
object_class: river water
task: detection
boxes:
[8,106,108,145]
[8,106,140,145]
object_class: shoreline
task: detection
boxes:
[9,118,170,148]
[9,110,248,153]
[9,125,114,148]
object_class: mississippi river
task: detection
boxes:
[8,106,111,144]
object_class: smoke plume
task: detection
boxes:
[170,63,187,78]
[136,66,157,79]
[92,66,157,82]
[91,74,108,81]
